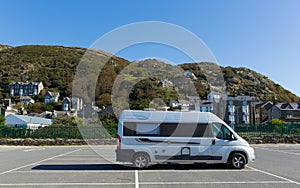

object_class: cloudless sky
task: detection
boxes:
[1,0,300,96]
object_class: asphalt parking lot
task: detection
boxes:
[0,144,299,188]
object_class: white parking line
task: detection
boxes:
[135,170,139,188]
[0,183,134,186]
[256,147,300,156]
[60,155,98,157]
[139,181,290,185]
[23,148,45,152]
[248,166,300,185]
[0,148,82,176]
[46,158,103,161]
[0,181,290,186]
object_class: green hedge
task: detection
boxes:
[1,123,300,139]
[0,125,118,139]
[235,124,300,137]
[0,126,31,138]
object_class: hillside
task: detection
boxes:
[180,63,299,102]
[0,44,12,51]
[0,45,129,99]
[0,45,298,107]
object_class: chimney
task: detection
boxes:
[273,96,278,105]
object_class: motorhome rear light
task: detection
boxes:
[117,135,121,149]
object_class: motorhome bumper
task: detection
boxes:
[249,154,255,162]
[115,149,135,162]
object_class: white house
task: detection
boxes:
[61,97,83,111]
[183,70,197,80]
[169,100,190,111]
[5,114,52,130]
[194,100,213,112]
[44,91,60,104]
[20,96,35,106]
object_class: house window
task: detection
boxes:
[228,105,235,113]
[243,115,249,124]
[229,115,235,122]
[242,105,248,113]
[63,103,69,111]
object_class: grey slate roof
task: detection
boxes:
[276,103,300,110]
[10,114,52,125]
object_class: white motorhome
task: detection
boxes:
[116,110,255,169]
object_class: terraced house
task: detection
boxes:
[10,82,44,96]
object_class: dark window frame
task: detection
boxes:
[123,122,213,137]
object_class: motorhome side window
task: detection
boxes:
[123,123,160,136]
[212,123,233,140]
[136,123,159,135]
[123,122,212,137]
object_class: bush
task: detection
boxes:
[270,118,285,126]
[52,116,79,126]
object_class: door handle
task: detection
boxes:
[212,139,216,145]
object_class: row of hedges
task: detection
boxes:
[1,124,300,146]
[0,125,117,139]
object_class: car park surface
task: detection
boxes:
[0,144,299,188]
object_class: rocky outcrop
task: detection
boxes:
[0,44,11,51]
[180,63,299,102]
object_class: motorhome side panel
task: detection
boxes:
[116,110,255,169]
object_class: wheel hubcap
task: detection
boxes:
[233,156,244,167]
[135,156,146,168]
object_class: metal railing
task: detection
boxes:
[1,124,300,139]
[0,125,118,139]
[235,124,300,137]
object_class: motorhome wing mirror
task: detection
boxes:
[231,134,236,141]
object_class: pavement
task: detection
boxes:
[0,144,299,188]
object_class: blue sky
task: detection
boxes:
[1,0,300,96]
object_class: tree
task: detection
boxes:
[0,116,5,126]
[95,93,111,107]
[52,116,78,126]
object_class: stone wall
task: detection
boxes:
[0,138,117,146]
[0,136,299,146]
[244,136,300,144]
